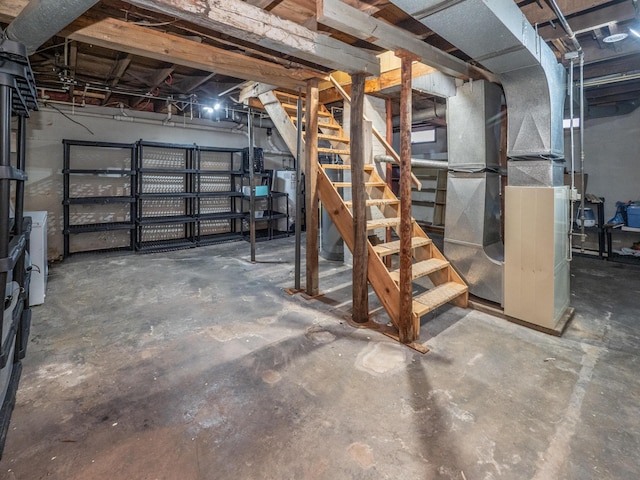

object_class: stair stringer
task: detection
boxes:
[317,166,404,329]
[258,90,304,159]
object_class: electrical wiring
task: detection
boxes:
[46,103,95,135]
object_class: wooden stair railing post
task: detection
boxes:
[305,79,320,296]
[397,49,420,343]
[351,72,369,323]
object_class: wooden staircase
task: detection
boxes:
[259,89,468,344]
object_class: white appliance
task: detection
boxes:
[25,211,47,306]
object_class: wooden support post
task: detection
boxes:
[351,72,369,323]
[397,50,418,343]
[305,79,320,296]
[385,97,394,269]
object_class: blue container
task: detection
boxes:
[627,204,640,228]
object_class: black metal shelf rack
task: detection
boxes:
[0,38,37,459]
[195,146,245,246]
[136,141,198,253]
[62,140,137,257]
[241,190,290,242]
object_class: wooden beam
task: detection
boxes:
[521,0,612,27]
[0,0,24,22]
[121,0,380,75]
[61,17,317,89]
[102,54,132,105]
[319,62,438,103]
[69,41,78,78]
[350,72,369,324]
[397,49,417,344]
[0,0,321,90]
[305,79,320,296]
[318,0,496,82]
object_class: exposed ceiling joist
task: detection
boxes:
[102,54,132,105]
[319,62,441,103]
[318,0,465,76]
[317,0,496,82]
[131,65,176,107]
[536,1,637,41]
[581,38,640,65]
[179,72,217,94]
[64,17,318,89]
[120,0,381,75]
[0,2,320,89]
[520,0,612,27]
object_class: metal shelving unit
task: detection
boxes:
[0,38,37,459]
[241,190,290,242]
[136,141,197,253]
[196,146,245,246]
[62,140,136,257]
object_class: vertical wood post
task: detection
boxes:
[350,72,368,323]
[305,79,320,296]
[397,50,418,343]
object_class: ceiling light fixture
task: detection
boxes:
[203,106,214,113]
[603,32,628,43]
[630,27,640,39]
[214,102,221,110]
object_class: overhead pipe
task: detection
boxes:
[5,0,100,55]
[375,155,448,170]
[545,0,582,55]
[545,0,587,251]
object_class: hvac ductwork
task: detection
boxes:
[5,0,100,55]
[445,80,504,304]
[392,0,566,161]
[393,0,569,318]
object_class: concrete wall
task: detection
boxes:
[565,107,640,220]
[19,106,292,259]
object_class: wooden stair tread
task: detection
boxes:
[332,181,386,188]
[389,258,449,283]
[318,147,350,155]
[372,237,432,257]
[319,133,350,143]
[367,217,401,230]
[281,102,332,117]
[321,164,373,171]
[343,198,399,208]
[289,116,341,129]
[413,282,468,317]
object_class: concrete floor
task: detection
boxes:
[2,237,639,479]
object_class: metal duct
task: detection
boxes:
[5,0,100,55]
[445,80,504,304]
[393,0,570,314]
[391,0,566,159]
[392,103,446,127]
